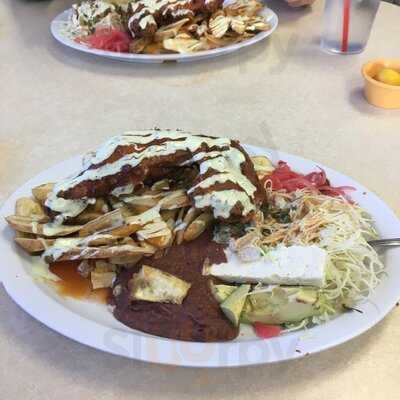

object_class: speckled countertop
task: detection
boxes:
[0,0,399,398]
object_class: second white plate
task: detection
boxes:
[50,4,278,63]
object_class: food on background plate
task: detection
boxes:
[5,130,385,342]
[66,0,270,54]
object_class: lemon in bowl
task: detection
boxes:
[375,68,400,86]
[362,59,400,109]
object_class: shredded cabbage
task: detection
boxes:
[253,189,385,326]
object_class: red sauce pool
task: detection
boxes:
[50,261,110,303]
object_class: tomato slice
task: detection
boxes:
[253,322,282,339]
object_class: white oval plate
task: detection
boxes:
[50,4,278,63]
[1,145,400,367]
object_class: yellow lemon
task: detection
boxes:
[375,68,400,86]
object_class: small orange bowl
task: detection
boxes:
[362,59,400,109]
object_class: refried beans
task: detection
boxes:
[111,229,239,342]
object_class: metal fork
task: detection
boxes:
[368,238,400,247]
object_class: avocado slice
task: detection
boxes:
[249,287,289,309]
[239,298,255,325]
[243,301,318,325]
[243,286,320,324]
[210,283,237,303]
[220,284,251,326]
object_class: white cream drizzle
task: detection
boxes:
[50,131,230,193]
[170,8,193,18]
[45,192,90,219]
[125,205,161,226]
[188,150,257,197]
[194,190,254,219]
[174,221,187,232]
[130,0,192,20]
[139,14,157,29]
[47,130,258,221]
[42,205,162,262]
[42,240,75,262]
[128,0,193,37]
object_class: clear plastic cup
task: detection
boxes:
[321,0,380,55]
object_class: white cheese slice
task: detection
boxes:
[206,245,327,287]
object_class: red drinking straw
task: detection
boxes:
[341,0,351,52]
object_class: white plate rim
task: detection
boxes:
[50,6,278,63]
[1,144,400,368]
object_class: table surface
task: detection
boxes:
[1,0,400,398]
